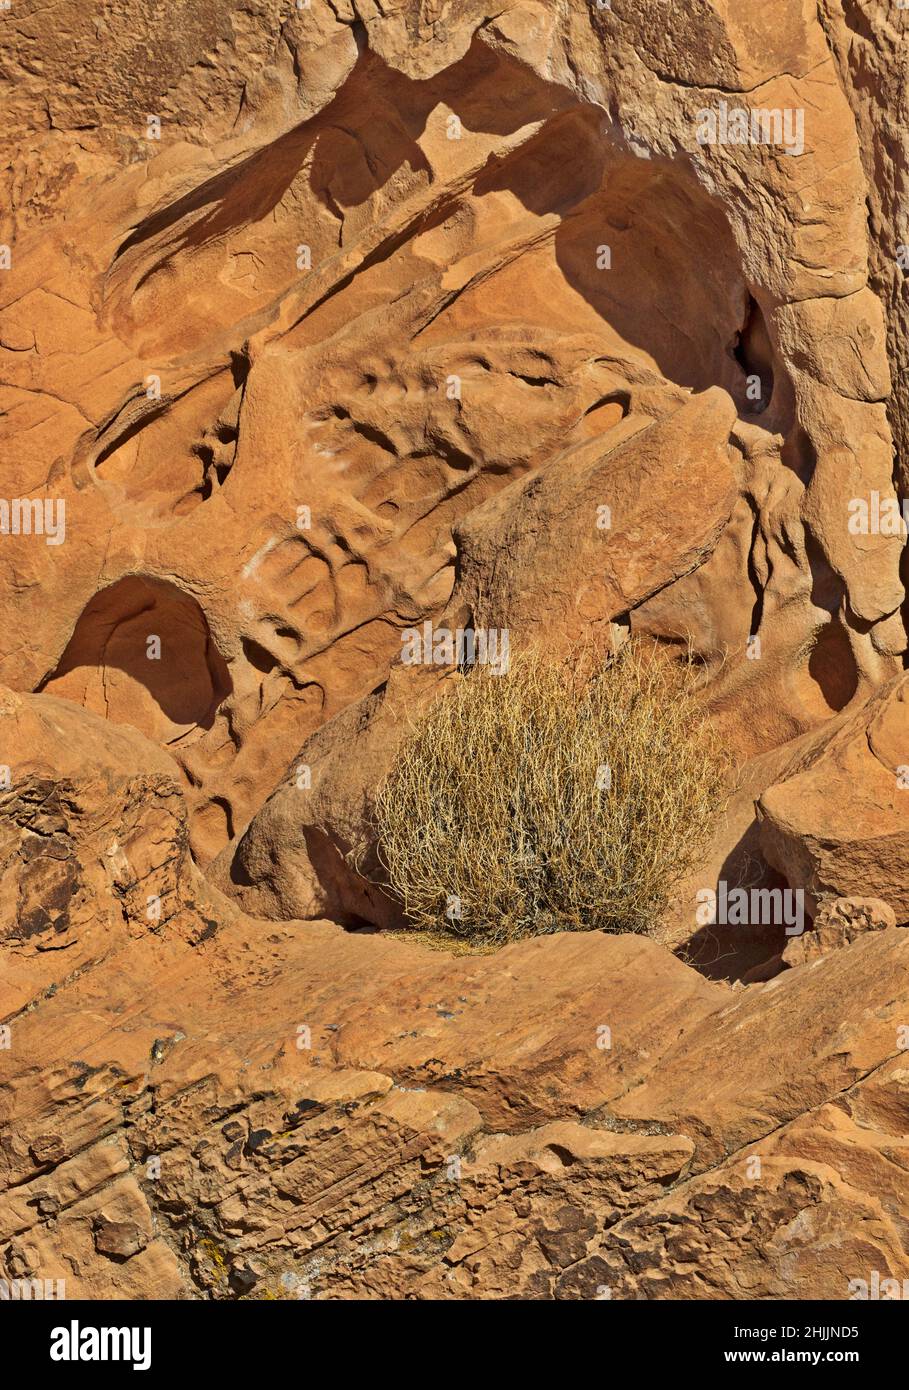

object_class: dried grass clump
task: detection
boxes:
[375,640,727,944]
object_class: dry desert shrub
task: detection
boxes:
[375,640,728,944]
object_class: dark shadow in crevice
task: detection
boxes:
[732,294,774,415]
[677,820,794,984]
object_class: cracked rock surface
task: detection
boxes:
[3,698,909,1298]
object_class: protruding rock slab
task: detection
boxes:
[758,675,909,920]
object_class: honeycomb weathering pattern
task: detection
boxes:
[0,0,908,1306]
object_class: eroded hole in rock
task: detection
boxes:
[39,577,232,747]
[805,619,859,715]
[732,294,775,415]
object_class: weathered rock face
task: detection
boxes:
[2,0,909,1301]
[782,896,898,968]
[454,387,740,644]
[2,0,906,870]
[758,674,909,922]
[818,2,909,491]
[3,727,909,1300]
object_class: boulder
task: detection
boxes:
[758,675,909,920]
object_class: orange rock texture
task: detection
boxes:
[1,0,908,1300]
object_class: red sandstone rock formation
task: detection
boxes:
[1,0,908,1302]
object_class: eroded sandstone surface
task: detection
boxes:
[1,0,908,1300]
